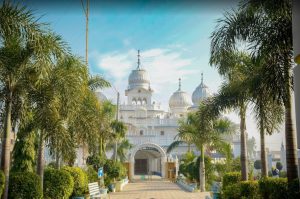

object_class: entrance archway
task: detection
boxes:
[129,142,167,179]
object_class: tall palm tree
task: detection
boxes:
[0,3,67,198]
[33,56,86,189]
[210,52,252,181]
[210,0,298,182]
[247,68,284,177]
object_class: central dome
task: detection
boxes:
[128,50,151,90]
[128,69,150,90]
[169,79,192,109]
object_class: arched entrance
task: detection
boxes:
[129,142,167,180]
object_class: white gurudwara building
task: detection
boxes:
[98,51,241,179]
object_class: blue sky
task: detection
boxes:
[24,0,283,151]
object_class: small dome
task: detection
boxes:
[128,69,150,90]
[169,79,192,109]
[95,91,108,101]
[192,73,211,105]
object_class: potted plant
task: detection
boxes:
[99,176,108,194]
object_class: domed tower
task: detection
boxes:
[191,73,211,109]
[169,78,192,117]
[125,50,153,105]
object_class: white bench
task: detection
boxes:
[88,182,108,199]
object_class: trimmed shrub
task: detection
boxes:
[222,172,241,189]
[240,181,260,199]
[259,177,287,199]
[85,165,98,183]
[222,183,241,199]
[8,172,42,199]
[0,170,5,198]
[44,168,74,199]
[62,166,88,196]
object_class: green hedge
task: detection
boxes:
[44,168,74,199]
[240,181,260,199]
[221,175,299,199]
[0,170,5,198]
[259,177,287,199]
[222,183,241,199]
[222,172,241,189]
[8,172,42,199]
[288,179,300,199]
[62,166,88,196]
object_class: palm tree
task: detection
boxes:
[33,56,87,189]
[209,51,252,181]
[210,0,297,182]
[0,3,66,198]
[247,71,284,177]
[169,106,235,192]
[167,116,195,154]
[107,139,133,162]
[111,120,127,162]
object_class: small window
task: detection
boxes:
[140,130,143,135]
[160,131,165,136]
[180,114,183,117]
[138,90,141,93]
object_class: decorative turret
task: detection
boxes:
[169,78,192,116]
[192,73,211,106]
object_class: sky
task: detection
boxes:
[22,0,284,151]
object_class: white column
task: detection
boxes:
[161,156,167,178]
[130,155,134,180]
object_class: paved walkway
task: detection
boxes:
[109,179,210,199]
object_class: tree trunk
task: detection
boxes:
[82,143,85,166]
[1,92,13,199]
[260,119,268,177]
[240,104,248,181]
[199,145,205,192]
[55,151,60,169]
[99,137,103,157]
[114,141,118,162]
[37,130,45,191]
[284,76,298,182]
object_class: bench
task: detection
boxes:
[88,182,108,199]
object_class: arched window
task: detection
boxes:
[132,98,137,105]
[140,130,144,135]
[137,98,142,105]
[142,98,147,105]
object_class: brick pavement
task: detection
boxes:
[109,179,210,199]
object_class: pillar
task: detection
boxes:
[161,156,167,178]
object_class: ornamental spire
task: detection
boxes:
[178,78,182,91]
[137,49,141,70]
[201,72,203,85]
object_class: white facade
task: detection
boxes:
[114,52,241,176]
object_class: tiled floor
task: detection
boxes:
[109,179,210,199]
